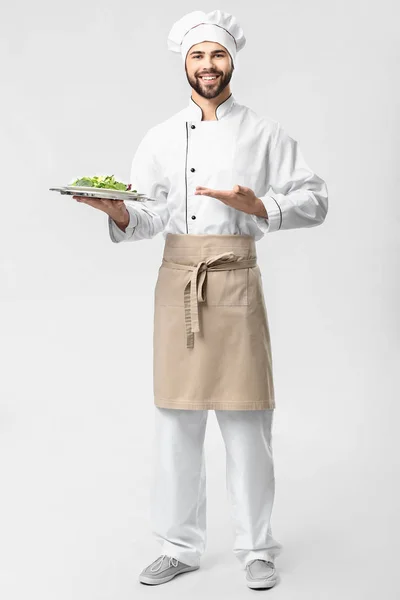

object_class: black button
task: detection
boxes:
[190,168,195,172]
[191,125,196,129]
[191,215,196,220]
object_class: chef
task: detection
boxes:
[76,9,328,589]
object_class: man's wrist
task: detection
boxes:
[253,197,268,218]
[111,207,130,232]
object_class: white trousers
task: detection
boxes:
[149,407,283,570]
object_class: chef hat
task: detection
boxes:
[167,10,246,69]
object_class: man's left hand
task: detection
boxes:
[194,184,266,216]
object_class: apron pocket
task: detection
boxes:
[154,266,186,307]
[205,268,248,306]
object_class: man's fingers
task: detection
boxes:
[73,195,101,204]
[72,196,107,211]
[72,195,123,206]
[72,196,126,219]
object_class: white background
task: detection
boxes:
[1,1,399,598]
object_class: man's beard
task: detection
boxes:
[185,65,234,99]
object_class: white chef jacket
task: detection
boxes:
[108,93,328,243]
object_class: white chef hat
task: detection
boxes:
[167,9,246,69]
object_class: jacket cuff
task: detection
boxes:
[257,194,282,232]
[108,205,139,242]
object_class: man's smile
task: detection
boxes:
[198,74,221,84]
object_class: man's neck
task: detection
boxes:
[191,88,232,121]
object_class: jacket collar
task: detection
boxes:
[186,93,236,122]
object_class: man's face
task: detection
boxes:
[185,41,234,99]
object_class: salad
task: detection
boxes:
[70,174,137,192]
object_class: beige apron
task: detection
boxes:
[153,233,275,410]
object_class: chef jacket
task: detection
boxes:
[108,93,328,243]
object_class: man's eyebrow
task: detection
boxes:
[189,49,227,55]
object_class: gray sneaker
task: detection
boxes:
[139,554,200,585]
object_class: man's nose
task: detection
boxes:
[203,61,216,70]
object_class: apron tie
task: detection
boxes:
[162,252,257,348]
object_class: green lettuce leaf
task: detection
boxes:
[70,175,136,192]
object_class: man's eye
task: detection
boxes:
[193,54,224,58]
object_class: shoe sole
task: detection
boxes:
[246,572,279,589]
[247,579,277,589]
[139,565,200,585]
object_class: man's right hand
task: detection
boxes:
[72,195,130,230]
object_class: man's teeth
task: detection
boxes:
[201,76,218,80]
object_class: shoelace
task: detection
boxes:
[150,554,179,572]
